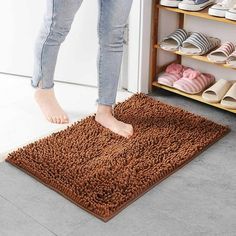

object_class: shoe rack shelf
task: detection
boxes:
[155,44,236,70]
[152,81,236,113]
[150,0,236,114]
[157,4,236,25]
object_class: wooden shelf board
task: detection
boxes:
[155,44,236,70]
[152,81,236,114]
[157,4,236,25]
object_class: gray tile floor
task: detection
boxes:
[0,89,235,236]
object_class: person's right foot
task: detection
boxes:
[95,104,133,138]
[34,88,69,124]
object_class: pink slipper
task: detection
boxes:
[158,63,188,87]
[173,68,215,94]
[207,42,235,64]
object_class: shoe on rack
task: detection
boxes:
[207,42,235,63]
[160,0,183,7]
[208,0,236,17]
[221,81,236,109]
[179,32,221,55]
[157,63,189,87]
[159,29,189,51]
[225,4,236,20]
[173,68,215,94]
[227,50,236,68]
[178,0,214,11]
[202,79,232,103]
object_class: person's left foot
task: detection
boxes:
[34,88,69,124]
[95,105,133,138]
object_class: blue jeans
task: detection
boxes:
[32,0,133,106]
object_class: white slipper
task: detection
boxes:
[160,0,182,7]
[202,79,232,103]
[209,0,236,17]
[209,3,230,17]
[221,82,236,109]
[179,0,214,11]
[226,4,236,20]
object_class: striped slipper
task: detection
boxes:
[160,29,189,51]
[207,42,235,64]
[157,63,188,87]
[173,68,215,94]
[179,32,221,55]
[227,50,236,68]
[158,72,181,87]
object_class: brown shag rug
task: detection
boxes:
[6,94,229,221]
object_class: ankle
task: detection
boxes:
[34,87,55,98]
[96,104,113,116]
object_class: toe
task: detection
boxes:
[47,116,54,123]
[124,124,133,136]
[127,124,133,132]
[120,132,128,138]
[62,115,69,123]
[52,116,58,124]
[52,117,58,123]
[125,132,133,138]
[59,116,65,124]
[120,130,131,138]
[57,117,62,124]
[126,132,133,138]
[128,127,134,135]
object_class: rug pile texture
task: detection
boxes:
[6,94,229,221]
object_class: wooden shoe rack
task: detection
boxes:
[149,0,236,114]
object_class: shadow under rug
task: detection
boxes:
[6,93,230,222]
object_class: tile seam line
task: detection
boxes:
[0,193,58,236]
[64,217,95,236]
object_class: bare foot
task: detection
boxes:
[34,88,69,124]
[95,104,133,138]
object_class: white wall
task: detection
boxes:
[0,1,103,87]
[126,0,152,94]
[157,11,236,81]
[55,1,99,87]
[0,0,101,87]
[0,1,45,76]
[0,0,148,92]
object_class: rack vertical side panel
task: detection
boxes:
[149,0,159,91]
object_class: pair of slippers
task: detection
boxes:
[202,79,236,109]
[160,29,221,56]
[209,1,236,21]
[160,0,214,11]
[207,42,236,68]
[158,63,215,94]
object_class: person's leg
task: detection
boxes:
[33,0,83,124]
[95,0,134,137]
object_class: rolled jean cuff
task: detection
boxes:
[31,79,54,89]
[95,98,115,107]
